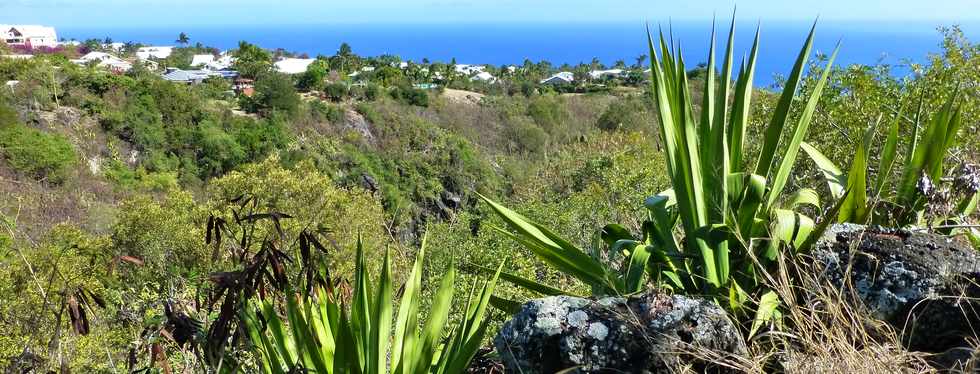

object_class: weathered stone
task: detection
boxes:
[494,291,745,373]
[813,223,980,353]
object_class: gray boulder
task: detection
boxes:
[494,291,745,373]
[813,223,980,354]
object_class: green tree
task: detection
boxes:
[176,32,189,46]
[243,72,300,116]
[297,58,329,91]
[232,41,272,79]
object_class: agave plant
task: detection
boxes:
[479,17,841,322]
[241,237,501,374]
[802,91,978,235]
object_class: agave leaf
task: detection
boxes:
[415,265,456,371]
[350,238,372,372]
[772,209,815,249]
[749,290,780,339]
[391,238,425,373]
[727,172,767,239]
[801,142,846,199]
[600,224,635,248]
[784,188,821,210]
[624,244,653,293]
[440,261,504,374]
[755,20,818,179]
[838,122,876,223]
[896,94,925,207]
[480,194,611,289]
[489,295,523,314]
[468,262,567,296]
[766,41,841,209]
[798,188,851,252]
[370,248,393,374]
[729,25,760,171]
[874,107,904,198]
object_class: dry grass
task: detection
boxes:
[677,254,939,374]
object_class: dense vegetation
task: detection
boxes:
[0,24,977,372]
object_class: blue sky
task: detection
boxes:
[3,0,979,27]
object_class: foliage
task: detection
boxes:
[241,238,501,374]
[323,82,348,102]
[596,95,651,132]
[233,41,273,79]
[479,19,841,324]
[390,84,429,107]
[803,92,977,228]
[298,58,329,91]
[0,111,77,183]
[242,72,301,117]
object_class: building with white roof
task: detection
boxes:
[1,25,58,49]
[72,51,132,72]
[540,71,575,85]
[470,71,496,83]
[190,54,215,67]
[454,64,486,75]
[588,69,626,80]
[274,58,316,74]
[104,42,126,51]
[136,46,174,60]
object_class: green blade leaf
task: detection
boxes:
[755,20,818,179]
[749,290,780,339]
[801,142,846,199]
[766,41,841,210]
[873,106,903,198]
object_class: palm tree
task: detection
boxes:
[176,32,189,46]
[635,54,648,68]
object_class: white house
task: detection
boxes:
[204,55,235,70]
[588,69,626,80]
[540,71,574,85]
[274,58,316,74]
[454,64,486,75]
[136,46,174,60]
[470,71,496,83]
[0,25,58,49]
[190,54,215,67]
[104,42,126,51]
[72,52,132,72]
[347,66,376,78]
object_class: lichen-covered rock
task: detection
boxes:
[813,223,980,353]
[494,291,744,373]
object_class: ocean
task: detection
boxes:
[59,21,980,87]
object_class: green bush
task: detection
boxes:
[323,82,348,102]
[0,122,77,183]
[596,96,649,132]
[241,72,300,116]
[390,85,429,107]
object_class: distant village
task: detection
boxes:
[2,24,654,98]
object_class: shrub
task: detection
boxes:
[364,83,382,101]
[508,118,547,153]
[0,121,77,183]
[596,96,648,132]
[390,85,429,107]
[243,72,300,116]
[323,82,348,102]
[310,100,344,123]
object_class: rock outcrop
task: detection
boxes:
[494,291,745,373]
[813,224,980,355]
